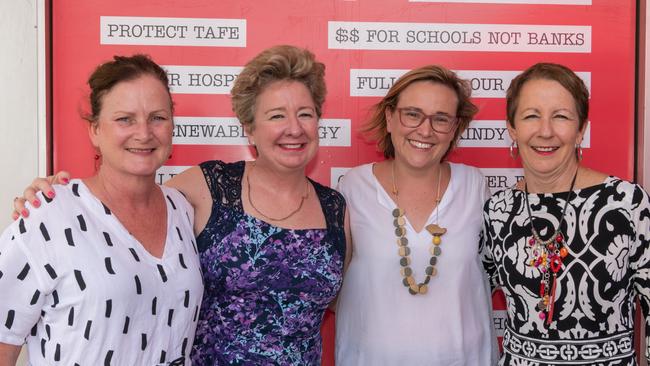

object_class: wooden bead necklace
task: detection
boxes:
[524,168,577,325]
[391,162,447,295]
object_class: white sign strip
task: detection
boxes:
[410,0,591,4]
[172,117,350,146]
[480,168,524,193]
[163,66,242,95]
[173,117,248,145]
[319,119,352,147]
[156,165,192,185]
[492,310,507,337]
[100,16,246,47]
[329,22,590,53]
[350,69,590,97]
[458,120,591,148]
[331,167,353,189]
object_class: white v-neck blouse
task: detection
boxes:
[335,163,498,366]
[0,180,203,366]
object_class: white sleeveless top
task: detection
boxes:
[335,163,498,366]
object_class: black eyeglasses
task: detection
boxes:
[396,107,459,134]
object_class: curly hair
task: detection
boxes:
[230,45,326,131]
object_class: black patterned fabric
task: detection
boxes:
[482,177,650,365]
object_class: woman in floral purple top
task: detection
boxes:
[12,45,349,365]
[191,160,345,364]
[169,45,349,365]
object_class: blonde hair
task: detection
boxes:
[364,65,477,159]
[231,45,326,130]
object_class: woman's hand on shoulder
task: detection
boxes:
[12,171,70,220]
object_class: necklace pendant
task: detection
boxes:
[425,224,447,236]
[391,161,446,296]
[559,247,568,258]
[550,257,562,273]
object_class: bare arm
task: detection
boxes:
[328,207,353,312]
[164,166,213,236]
[11,166,213,237]
[0,343,21,366]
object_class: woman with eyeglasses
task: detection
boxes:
[335,65,498,365]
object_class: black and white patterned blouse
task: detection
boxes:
[0,180,203,366]
[482,177,650,366]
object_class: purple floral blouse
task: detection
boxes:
[191,160,346,365]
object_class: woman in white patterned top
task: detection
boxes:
[0,55,203,366]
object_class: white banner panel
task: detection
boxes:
[480,168,524,193]
[156,165,192,185]
[350,69,591,97]
[319,119,352,147]
[172,117,350,146]
[458,120,591,148]
[163,66,243,94]
[331,167,353,189]
[329,22,591,53]
[100,16,246,47]
[492,310,507,337]
[173,117,248,145]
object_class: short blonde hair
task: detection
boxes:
[364,65,477,159]
[231,45,326,130]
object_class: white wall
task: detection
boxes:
[0,0,46,364]
[0,1,46,226]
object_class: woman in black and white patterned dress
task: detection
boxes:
[481,63,650,365]
[0,55,203,365]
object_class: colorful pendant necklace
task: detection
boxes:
[524,168,578,325]
[391,162,447,295]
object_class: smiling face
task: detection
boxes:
[386,81,459,171]
[89,74,173,179]
[508,78,585,181]
[246,80,319,174]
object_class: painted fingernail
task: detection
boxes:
[47,191,55,198]
[61,178,69,184]
[32,200,40,207]
[21,209,29,218]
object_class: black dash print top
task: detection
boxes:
[0,180,203,366]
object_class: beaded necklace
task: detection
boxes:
[524,169,578,325]
[391,162,447,295]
